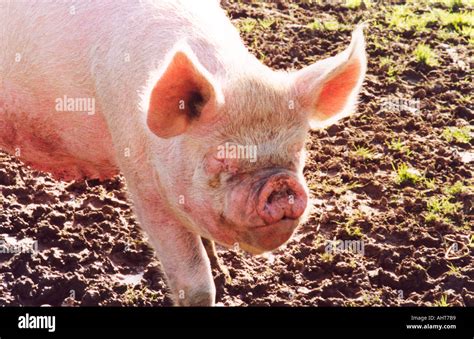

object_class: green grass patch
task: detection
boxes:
[360,291,383,306]
[123,286,160,305]
[392,162,423,185]
[437,0,468,10]
[437,9,474,33]
[423,177,437,190]
[320,252,334,263]
[447,263,462,276]
[442,126,472,143]
[307,18,341,31]
[388,5,436,32]
[258,18,275,30]
[427,196,461,215]
[344,0,372,9]
[239,18,257,33]
[386,137,412,156]
[413,44,439,67]
[424,195,462,223]
[335,181,363,195]
[344,211,364,238]
[445,181,469,195]
[388,5,473,39]
[345,224,363,238]
[380,56,393,68]
[434,294,450,307]
[353,145,376,160]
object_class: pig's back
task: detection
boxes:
[0,1,131,180]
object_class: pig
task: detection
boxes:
[0,0,367,306]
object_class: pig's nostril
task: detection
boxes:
[266,188,295,204]
[267,192,276,204]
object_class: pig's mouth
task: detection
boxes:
[238,218,300,254]
[252,216,294,229]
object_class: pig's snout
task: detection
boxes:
[256,173,307,225]
[223,171,308,253]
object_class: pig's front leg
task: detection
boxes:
[158,229,216,306]
[131,191,216,306]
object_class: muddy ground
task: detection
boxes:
[0,0,473,306]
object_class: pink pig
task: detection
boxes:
[0,0,367,305]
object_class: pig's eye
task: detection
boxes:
[204,150,240,176]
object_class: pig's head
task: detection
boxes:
[144,27,366,254]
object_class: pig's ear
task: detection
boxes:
[146,45,224,138]
[294,26,367,129]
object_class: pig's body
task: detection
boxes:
[1,0,367,306]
